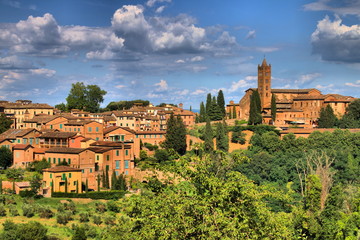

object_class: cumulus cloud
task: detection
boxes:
[315,83,334,89]
[146,0,171,7]
[296,73,321,85]
[311,15,360,63]
[191,89,206,95]
[345,80,360,87]
[228,75,257,93]
[156,6,166,13]
[154,79,168,91]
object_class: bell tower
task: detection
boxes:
[257,58,271,109]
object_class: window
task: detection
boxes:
[121,135,124,141]
[23,138,27,144]
[53,158,56,164]
[116,161,120,169]
[96,127,99,132]
[62,173,66,180]
[69,173,72,178]
[106,165,109,171]
[78,128,80,132]
[17,139,20,143]
[29,138,33,145]
[116,150,119,156]
[58,158,61,164]
[125,170,128,175]
[106,155,110,161]
[36,138,39,144]
[90,168,92,173]
[124,160,129,169]
[96,137,99,141]
[48,157,51,163]
[60,124,63,129]
[125,150,129,156]
[50,174,52,179]
[74,128,76,131]
[50,125,53,129]
[96,155,99,161]
[88,127,92,132]
[82,169,84,173]
[68,158,71,164]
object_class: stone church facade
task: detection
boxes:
[226,59,356,127]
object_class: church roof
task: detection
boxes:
[261,58,268,67]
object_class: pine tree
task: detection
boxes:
[111,171,117,190]
[248,90,262,125]
[217,90,226,118]
[105,170,110,189]
[318,105,337,128]
[204,118,214,152]
[271,94,277,124]
[208,96,223,121]
[102,171,106,188]
[205,93,212,115]
[216,122,229,152]
[190,106,192,112]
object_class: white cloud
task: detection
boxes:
[115,85,126,89]
[315,83,334,89]
[156,6,166,13]
[190,56,204,62]
[304,0,360,17]
[175,59,185,63]
[192,66,207,72]
[311,15,360,63]
[345,80,360,87]
[30,68,56,77]
[154,79,168,91]
[297,73,321,84]
[191,89,206,95]
[228,76,256,93]
[146,0,171,7]
[246,30,256,39]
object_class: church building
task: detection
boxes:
[226,59,356,128]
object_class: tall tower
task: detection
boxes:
[257,58,271,109]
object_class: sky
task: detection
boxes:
[1,0,360,110]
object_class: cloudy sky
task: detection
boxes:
[1,0,360,109]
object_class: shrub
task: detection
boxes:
[9,205,19,216]
[71,224,87,240]
[39,206,54,219]
[92,215,102,225]
[0,204,7,216]
[56,212,72,225]
[51,190,126,200]
[104,215,116,225]
[79,212,90,223]
[22,204,35,218]
[107,200,120,213]
[95,202,107,213]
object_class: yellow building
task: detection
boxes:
[42,166,82,195]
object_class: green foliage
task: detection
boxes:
[8,205,19,216]
[143,142,158,151]
[51,190,126,200]
[0,113,12,134]
[79,212,90,223]
[71,224,87,240]
[248,90,262,125]
[56,212,71,225]
[204,118,213,152]
[217,89,226,118]
[29,173,42,196]
[163,114,187,155]
[22,203,35,218]
[0,146,13,169]
[30,158,51,173]
[106,99,150,111]
[0,220,48,240]
[107,200,120,213]
[0,204,6,216]
[95,201,107,213]
[199,101,206,122]
[38,206,54,219]
[318,104,337,128]
[92,215,102,225]
[66,82,107,112]
[5,167,24,180]
[231,131,246,144]
[271,93,276,123]
[215,121,228,151]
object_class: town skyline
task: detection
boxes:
[1,0,360,109]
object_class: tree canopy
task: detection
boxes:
[0,113,12,134]
[163,114,187,155]
[66,82,107,112]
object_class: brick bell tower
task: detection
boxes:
[257,58,271,109]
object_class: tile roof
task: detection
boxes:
[80,138,95,142]
[45,147,86,154]
[40,132,77,139]
[65,120,94,126]
[87,147,111,153]
[90,141,132,148]
[43,165,82,172]
[135,131,166,135]
[13,144,34,150]
[103,126,120,134]
[0,102,54,109]
[23,115,59,123]
[0,128,39,139]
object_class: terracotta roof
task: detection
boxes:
[23,115,59,123]
[135,131,166,135]
[90,141,132,148]
[13,144,34,150]
[43,166,82,172]
[40,132,77,139]
[0,138,12,144]
[0,102,54,109]
[103,126,120,134]
[65,120,94,126]
[245,88,319,94]
[87,147,111,153]
[15,182,31,188]
[33,148,46,154]
[293,95,327,100]
[0,128,39,139]
[103,116,116,121]
[45,147,86,154]
[80,138,94,142]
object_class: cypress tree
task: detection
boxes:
[102,170,106,188]
[65,177,68,193]
[232,105,237,119]
[76,180,79,194]
[200,102,206,122]
[111,171,117,190]
[217,90,226,118]
[0,180,2,194]
[253,90,262,113]
[190,105,192,112]
[85,179,88,193]
[204,118,214,152]
[105,170,110,189]
[205,93,212,115]
[208,96,222,121]
[163,114,187,155]
[97,175,101,192]
[51,180,54,194]
[216,122,229,152]
[318,105,337,128]
[271,94,277,124]
[248,92,262,125]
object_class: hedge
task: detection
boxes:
[51,190,126,200]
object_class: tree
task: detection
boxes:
[318,105,337,128]
[0,146,13,169]
[163,114,187,155]
[232,105,237,119]
[207,96,223,121]
[55,103,67,112]
[31,158,51,173]
[216,122,229,152]
[204,118,214,152]
[199,101,206,122]
[271,93,277,123]
[217,90,226,118]
[248,90,262,125]
[30,173,42,196]
[205,93,212,115]
[0,113,12,134]
[66,82,107,112]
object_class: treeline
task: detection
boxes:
[197,90,225,122]
[105,99,150,111]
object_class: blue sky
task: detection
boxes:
[0,0,360,109]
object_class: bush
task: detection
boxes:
[56,211,73,225]
[95,202,107,213]
[92,215,102,225]
[0,204,7,216]
[19,190,36,198]
[71,224,87,240]
[104,215,116,225]
[79,212,90,223]
[39,206,54,219]
[107,200,120,213]
[22,204,35,218]
[51,190,126,200]
[144,142,159,151]
[9,205,19,216]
